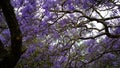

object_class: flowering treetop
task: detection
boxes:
[0,0,120,68]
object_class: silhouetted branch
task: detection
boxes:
[0,0,22,68]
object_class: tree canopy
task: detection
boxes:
[0,0,120,68]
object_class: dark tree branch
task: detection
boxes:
[50,10,120,38]
[0,0,22,68]
[87,18,120,38]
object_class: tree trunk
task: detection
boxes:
[0,0,22,68]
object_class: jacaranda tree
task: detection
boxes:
[0,0,120,68]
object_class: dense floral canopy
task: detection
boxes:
[0,0,120,68]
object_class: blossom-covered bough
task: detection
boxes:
[0,0,120,68]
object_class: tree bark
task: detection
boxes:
[0,0,22,68]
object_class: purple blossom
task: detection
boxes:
[104,53,116,60]
[42,0,56,10]
[113,39,120,49]
[82,0,96,9]
[11,0,24,8]
[114,27,120,34]
[0,35,6,44]
[68,4,75,11]
[26,45,36,54]
[59,19,69,27]
[52,30,60,38]
[85,39,96,46]
[59,56,67,63]
[52,61,61,68]
[2,29,10,37]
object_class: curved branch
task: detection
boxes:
[0,0,22,67]
[86,16,120,38]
